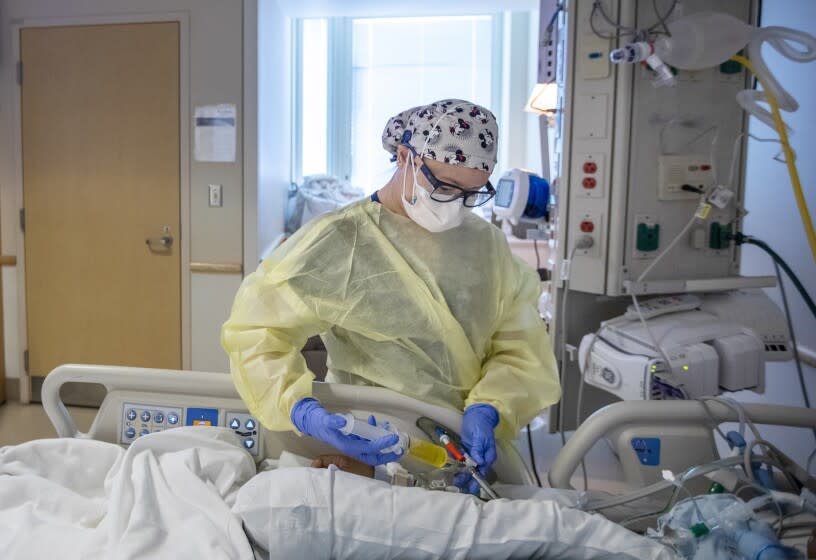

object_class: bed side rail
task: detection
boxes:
[548,400,816,490]
[41,364,535,486]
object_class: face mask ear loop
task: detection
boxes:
[403,106,455,206]
[412,108,455,203]
[401,151,418,205]
[411,154,422,203]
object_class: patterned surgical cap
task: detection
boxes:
[382,99,499,174]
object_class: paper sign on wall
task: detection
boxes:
[194,104,236,162]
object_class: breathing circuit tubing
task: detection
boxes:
[730,24,816,262]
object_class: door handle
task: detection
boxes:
[145,235,174,251]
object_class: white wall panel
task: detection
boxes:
[191,273,241,373]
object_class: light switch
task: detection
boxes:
[208,184,222,207]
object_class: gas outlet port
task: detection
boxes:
[709,222,731,250]
[634,214,660,259]
[637,223,660,251]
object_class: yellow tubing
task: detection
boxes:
[730,55,816,262]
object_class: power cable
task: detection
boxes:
[526,424,543,487]
[731,233,816,321]
[773,260,816,444]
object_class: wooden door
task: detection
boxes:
[0,257,4,403]
[21,23,181,377]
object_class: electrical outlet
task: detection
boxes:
[574,212,601,258]
[574,152,605,198]
[208,184,223,207]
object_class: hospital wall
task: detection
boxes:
[0,0,289,387]
[256,0,292,263]
[731,0,816,466]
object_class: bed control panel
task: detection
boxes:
[121,403,183,441]
[120,403,261,457]
[225,411,260,454]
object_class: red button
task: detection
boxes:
[580,220,594,233]
[582,177,597,188]
[700,164,711,171]
[583,161,597,173]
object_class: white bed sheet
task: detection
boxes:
[236,462,677,559]
[0,428,256,560]
[1,428,676,560]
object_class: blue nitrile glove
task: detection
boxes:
[457,403,500,495]
[290,398,402,466]
[454,470,480,496]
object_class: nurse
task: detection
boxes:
[222,99,560,491]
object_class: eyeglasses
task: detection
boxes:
[403,143,496,208]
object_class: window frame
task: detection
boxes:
[293,13,506,186]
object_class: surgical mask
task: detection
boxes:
[401,156,466,232]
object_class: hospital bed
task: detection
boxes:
[12,364,814,558]
[22,364,677,560]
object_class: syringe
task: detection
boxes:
[338,414,448,468]
[339,413,405,454]
[436,429,465,461]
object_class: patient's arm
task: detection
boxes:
[311,454,375,478]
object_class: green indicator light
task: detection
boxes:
[682,364,689,371]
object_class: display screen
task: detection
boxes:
[495,178,515,208]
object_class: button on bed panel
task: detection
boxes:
[120,403,183,444]
[225,411,261,456]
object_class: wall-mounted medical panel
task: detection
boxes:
[554,0,758,296]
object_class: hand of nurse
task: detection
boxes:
[290,398,401,466]
[460,404,499,494]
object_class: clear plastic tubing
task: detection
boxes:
[734,528,793,560]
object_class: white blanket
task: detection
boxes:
[1,430,676,560]
[235,466,677,559]
[0,428,256,560]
